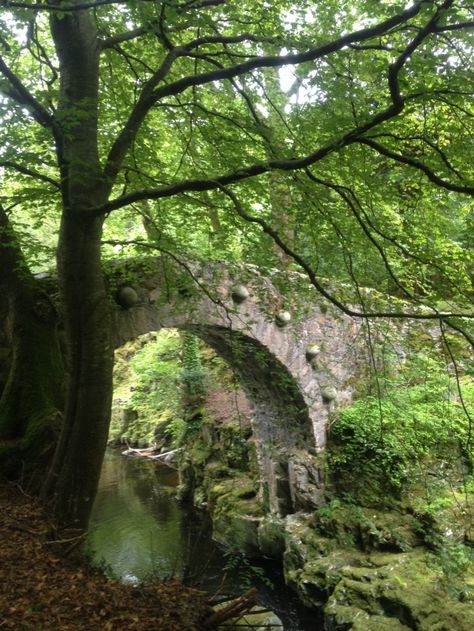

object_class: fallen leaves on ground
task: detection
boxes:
[0,480,211,630]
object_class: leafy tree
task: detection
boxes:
[0,0,473,529]
[109,331,184,445]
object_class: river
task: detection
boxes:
[86,449,320,630]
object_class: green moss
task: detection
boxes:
[326,606,410,631]
[257,515,286,558]
[203,460,230,479]
[315,503,421,552]
[207,475,262,554]
[287,535,474,631]
[210,476,259,508]
[0,294,64,477]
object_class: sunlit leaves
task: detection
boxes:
[0,0,472,312]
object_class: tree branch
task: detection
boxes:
[92,78,432,214]
[386,0,456,108]
[304,170,421,303]
[0,161,60,188]
[176,0,225,9]
[434,21,474,32]
[217,185,474,323]
[100,1,451,200]
[0,0,138,12]
[103,46,183,182]
[183,32,284,52]
[368,132,465,180]
[358,138,474,196]
[0,54,54,128]
[0,0,225,13]
[150,2,426,104]
[98,0,230,49]
[100,26,150,50]
[305,167,471,300]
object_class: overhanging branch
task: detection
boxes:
[359,138,474,196]
[98,0,453,210]
[304,170,420,303]
[217,184,474,324]
[0,0,140,12]
[0,54,55,129]
[434,20,474,32]
[150,2,426,103]
[100,26,151,50]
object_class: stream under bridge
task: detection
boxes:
[108,257,371,514]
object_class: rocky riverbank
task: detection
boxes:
[284,508,474,631]
[179,410,474,630]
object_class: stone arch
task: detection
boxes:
[108,258,366,513]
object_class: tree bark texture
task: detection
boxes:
[0,205,64,478]
[43,4,114,529]
[44,212,113,529]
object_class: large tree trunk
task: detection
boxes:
[0,205,64,479]
[44,212,113,529]
[42,3,114,530]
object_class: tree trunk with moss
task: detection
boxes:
[41,6,115,530]
[43,212,113,529]
[0,205,64,479]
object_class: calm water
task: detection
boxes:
[86,450,321,630]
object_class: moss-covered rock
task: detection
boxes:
[257,515,286,559]
[215,603,283,629]
[209,476,262,554]
[189,438,213,466]
[285,523,474,631]
[315,503,422,552]
[326,606,411,631]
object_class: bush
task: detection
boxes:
[328,355,473,497]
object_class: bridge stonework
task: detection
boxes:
[109,258,369,514]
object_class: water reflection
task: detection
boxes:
[87,452,185,583]
[86,450,320,630]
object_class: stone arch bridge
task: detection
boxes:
[108,257,370,514]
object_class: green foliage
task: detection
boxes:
[130,332,180,413]
[110,330,212,447]
[328,355,474,498]
[109,332,182,445]
[433,544,474,600]
[165,415,202,449]
[216,423,252,471]
[222,550,273,591]
[180,333,206,406]
[2,0,472,312]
